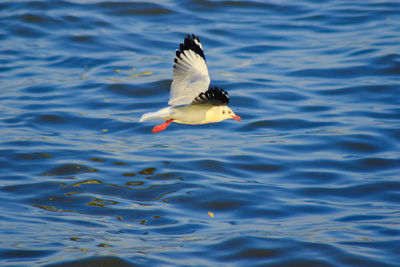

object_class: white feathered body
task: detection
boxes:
[139,105,233,125]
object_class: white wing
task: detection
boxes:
[168,34,210,106]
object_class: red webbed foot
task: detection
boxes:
[152,119,173,134]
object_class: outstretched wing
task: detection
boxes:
[191,87,229,106]
[168,34,211,106]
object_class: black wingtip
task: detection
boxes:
[192,87,230,106]
[177,33,206,61]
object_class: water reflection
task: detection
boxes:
[42,164,98,176]
[29,161,187,228]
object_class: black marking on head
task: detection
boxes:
[174,34,205,65]
[191,87,229,106]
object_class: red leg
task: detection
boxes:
[152,119,173,134]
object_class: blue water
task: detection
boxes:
[1,0,400,266]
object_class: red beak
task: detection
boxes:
[232,115,241,122]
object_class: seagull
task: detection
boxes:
[139,34,241,134]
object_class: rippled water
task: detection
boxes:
[1,0,400,266]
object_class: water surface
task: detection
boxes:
[1,0,400,266]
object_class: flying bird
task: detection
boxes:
[139,34,241,133]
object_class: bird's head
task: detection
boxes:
[220,106,241,122]
[203,105,241,123]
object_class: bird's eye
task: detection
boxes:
[222,111,225,114]
[228,111,231,114]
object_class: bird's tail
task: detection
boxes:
[139,107,172,122]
